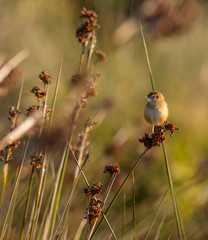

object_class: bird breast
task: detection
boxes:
[144,100,168,125]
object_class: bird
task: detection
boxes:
[144,91,168,130]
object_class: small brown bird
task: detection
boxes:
[144,91,168,127]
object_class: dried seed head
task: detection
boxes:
[71,73,82,85]
[138,121,179,149]
[88,196,103,225]
[8,106,21,122]
[31,86,46,99]
[104,162,120,175]
[30,155,42,169]
[76,8,100,44]
[84,182,103,196]
[39,70,52,85]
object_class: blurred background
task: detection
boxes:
[0,0,208,239]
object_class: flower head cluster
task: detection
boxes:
[84,182,103,196]
[31,86,46,99]
[139,121,179,149]
[8,106,21,122]
[76,8,100,44]
[39,70,52,85]
[104,162,120,175]
[27,105,51,119]
[30,155,42,169]
[88,196,102,225]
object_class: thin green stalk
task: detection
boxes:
[48,143,70,240]
[42,145,67,240]
[139,20,155,91]
[48,59,63,133]
[122,193,126,239]
[90,148,148,240]
[28,153,48,240]
[132,171,136,240]
[143,188,168,240]
[36,186,54,240]
[78,45,86,73]
[162,143,184,240]
[0,163,8,211]
[51,152,90,240]
[154,216,166,240]
[20,166,35,240]
[32,153,49,240]
[6,169,19,240]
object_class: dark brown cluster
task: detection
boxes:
[139,121,179,149]
[39,70,52,85]
[31,86,46,99]
[30,155,42,169]
[76,8,100,44]
[162,121,179,136]
[7,140,21,150]
[8,106,21,130]
[84,182,103,196]
[27,105,51,119]
[104,162,120,175]
[88,196,103,225]
[139,130,166,148]
[71,73,82,85]
[5,140,21,162]
[95,50,107,63]
[27,105,40,117]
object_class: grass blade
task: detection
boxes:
[143,188,168,240]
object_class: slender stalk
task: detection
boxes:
[122,193,126,239]
[139,20,155,91]
[6,168,19,240]
[20,166,35,240]
[74,219,87,240]
[162,144,183,240]
[51,153,90,240]
[143,188,168,240]
[48,144,70,240]
[78,45,86,73]
[90,148,148,240]
[28,153,48,240]
[86,31,96,70]
[132,171,136,240]
[32,152,49,240]
[36,186,54,240]
[154,216,166,240]
[42,145,67,240]
[48,59,63,133]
